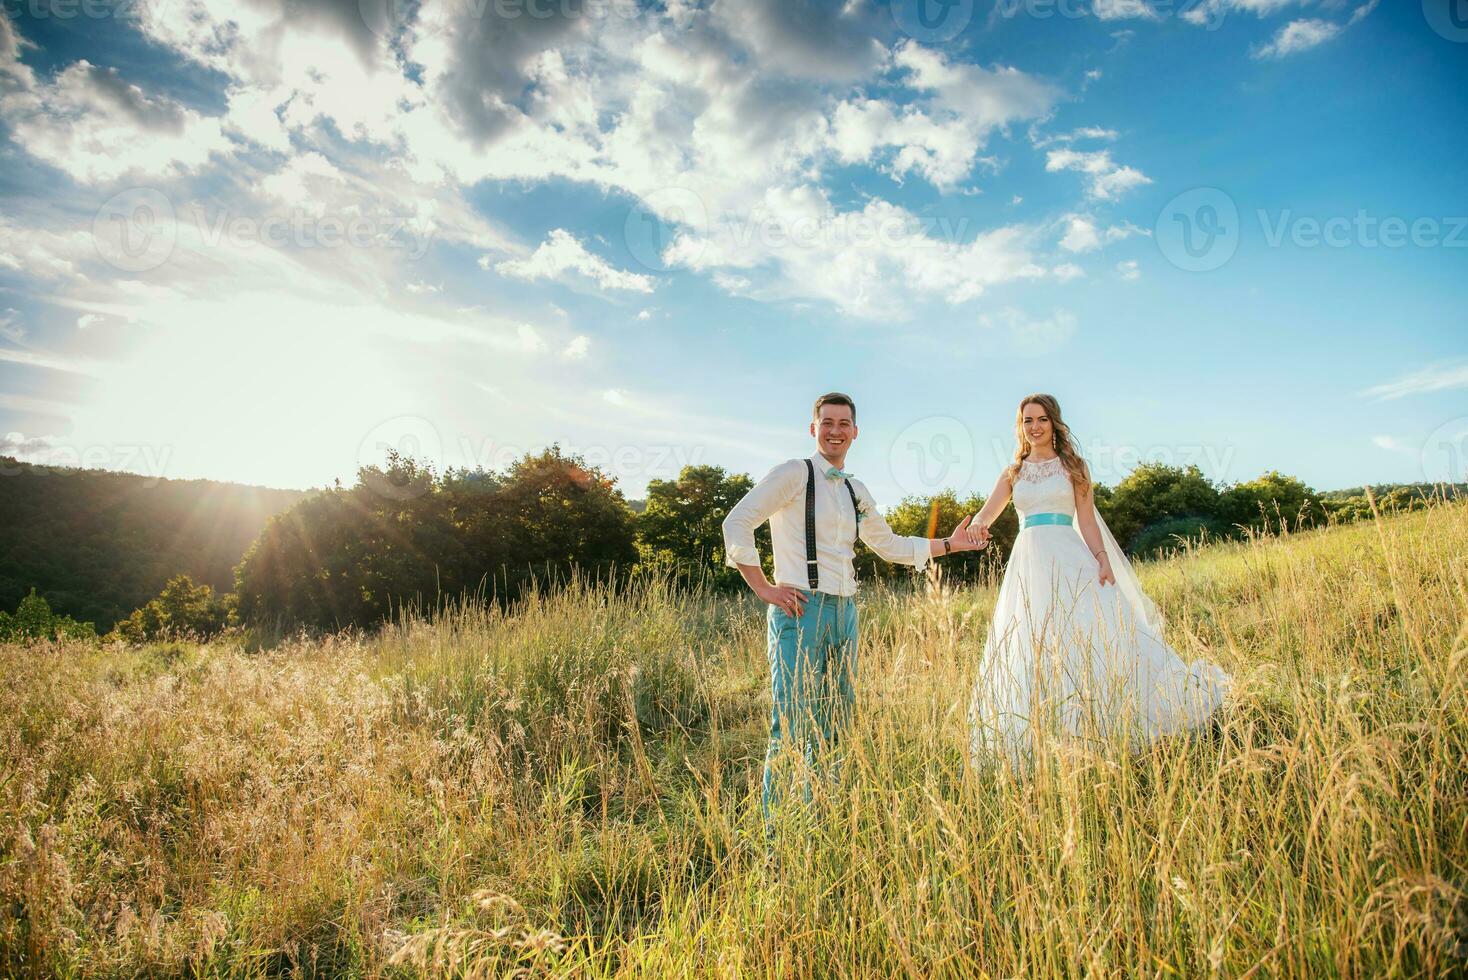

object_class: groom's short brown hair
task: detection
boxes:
[813,392,856,422]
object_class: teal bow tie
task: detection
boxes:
[825,465,853,481]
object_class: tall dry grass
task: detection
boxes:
[1,501,1464,977]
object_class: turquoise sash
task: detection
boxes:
[1021,512,1074,530]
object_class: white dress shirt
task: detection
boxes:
[722,453,931,596]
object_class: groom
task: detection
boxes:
[722,392,987,826]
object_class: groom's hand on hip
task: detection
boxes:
[757,583,808,617]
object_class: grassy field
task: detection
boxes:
[2,501,1466,978]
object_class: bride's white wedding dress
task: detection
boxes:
[969,456,1230,764]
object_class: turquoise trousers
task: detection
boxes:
[762,589,859,826]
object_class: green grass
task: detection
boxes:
[2,502,1465,977]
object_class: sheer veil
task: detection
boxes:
[1092,505,1163,632]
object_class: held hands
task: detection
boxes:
[946,514,990,553]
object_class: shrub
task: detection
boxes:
[0,588,96,643]
[107,574,231,644]
[1129,515,1231,558]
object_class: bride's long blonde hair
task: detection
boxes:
[1007,393,1090,494]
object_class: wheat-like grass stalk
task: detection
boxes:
[1,500,1464,977]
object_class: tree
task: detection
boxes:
[864,490,1016,584]
[637,466,757,586]
[0,588,96,643]
[1100,464,1221,552]
[236,452,469,629]
[13,588,53,639]
[109,574,230,644]
[494,447,640,584]
[1219,471,1325,534]
[234,446,639,630]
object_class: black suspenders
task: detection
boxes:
[803,458,860,592]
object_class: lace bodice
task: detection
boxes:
[1011,456,1076,519]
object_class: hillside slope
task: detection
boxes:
[2,503,1464,976]
[0,457,309,628]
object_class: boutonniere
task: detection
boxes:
[854,498,870,524]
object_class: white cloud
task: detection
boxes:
[636,309,653,321]
[1253,19,1341,58]
[0,431,56,456]
[1092,0,1161,22]
[515,324,546,352]
[828,42,1058,190]
[1117,259,1141,280]
[494,230,655,294]
[1059,215,1146,253]
[1053,263,1085,282]
[893,41,1060,137]
[1361,362,1468,401]
[1183,0,1375,34]
[563,335,590,359]
[1251,2,1377,58]
[829,98,983,190]
[660,185,1046,318]
[0,217,95,281]
[1045,148,1151,200]
[0,307,22,341]
[1371,435,1416,457]
[979,308,1079,357]
[1061,217,1103,253]
[710,0,885,82]
[1182,0,1309,28]
[0,11,35,92]
[0,0,1088,423]
[0,59,230,183]
[712,272,752,294]
[1031,125,1120,149]
[1068,126,1119,142]
[0,345,99,377]
[258,152,350,214]
[221,85,291,153]
[1348,0,1381,27]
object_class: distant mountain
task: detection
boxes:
[0,457,311,629]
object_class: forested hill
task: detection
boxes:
[0,457,309,629]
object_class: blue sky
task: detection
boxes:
[0,0,1464,506]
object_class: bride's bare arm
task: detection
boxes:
[1073,470,1117,586]
[970,471,1014,542]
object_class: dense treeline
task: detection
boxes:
[3,448,1459,640]
[231,455,1454,631]
[0,457,306,629]
[234,449,640,630]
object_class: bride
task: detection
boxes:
[966,394,1230,764]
